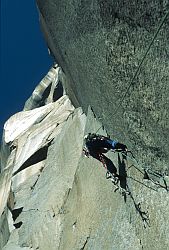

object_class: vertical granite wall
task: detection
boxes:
[36,0,169,173]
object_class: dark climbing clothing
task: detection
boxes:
[86,138,117,152]
[85,133,127,154]
[83,133,126,181]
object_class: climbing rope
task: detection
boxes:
[120,151,169,191]
[97,148,168,192]
[113,8,169,116]
[95,8,169,134]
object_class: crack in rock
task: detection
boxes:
[80,236,90,250]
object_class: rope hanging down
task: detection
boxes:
[95,9,169,134]
[120,151,169,191]
[113,8,169,116]
[101,150,169,192]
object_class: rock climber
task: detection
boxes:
[83,133,127,156]
[83,133,127,184]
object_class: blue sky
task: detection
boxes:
[0,0,53,136]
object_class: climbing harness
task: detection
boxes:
[98,153,107,169]
[91,11,169,195]
[83,145,120,185]
[83,136,169,193]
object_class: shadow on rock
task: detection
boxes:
[117,153,150,226]
[102,154,118,176]
[89,149,150,227]
[117,153,128,201]
[89,150,118,176]
[127,187,150,228]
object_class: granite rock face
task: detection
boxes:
[0,66,77,249]
[23,64,64,111]
[36,0,169,174]
[0,86,169,249]
[1,1,169,249]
